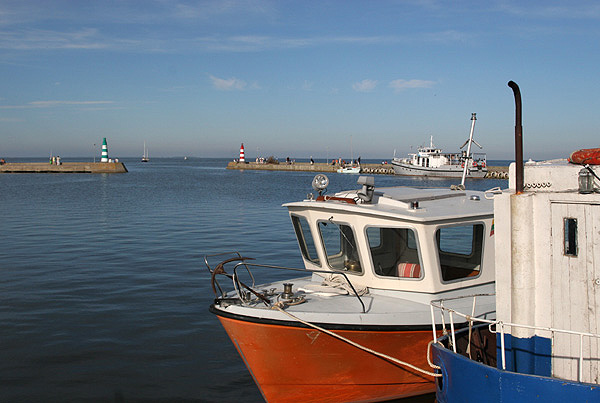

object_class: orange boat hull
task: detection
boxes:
[215,312,436,402]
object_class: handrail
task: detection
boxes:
[430,294,600,382]
[204,251,243,273]
[204,251,247,296]
[229,262,367,313]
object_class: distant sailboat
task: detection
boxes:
[142,142,149,162]
[337,135,361,174]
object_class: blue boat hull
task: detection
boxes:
[432,329,600,402]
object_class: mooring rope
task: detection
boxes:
[272,302,441,378]
[320,273,368,296]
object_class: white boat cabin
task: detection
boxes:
[285,176,495,294]
[495,160,600,383]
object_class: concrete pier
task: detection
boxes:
[227,161,393,174]
[227,161,508,178]
[0,162,128,174]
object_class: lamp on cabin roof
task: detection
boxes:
[312,174,329,196]
[578,167,594,194]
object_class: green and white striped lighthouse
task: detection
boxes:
[101,138,109,162]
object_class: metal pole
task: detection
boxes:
[579,333,584,382]
[430,305,437,343]
[460,113,477,187]
[450,311,457,353]
[508,81,524,194]
[500,322,506,370]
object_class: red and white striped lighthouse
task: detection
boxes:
[239,143,245,162]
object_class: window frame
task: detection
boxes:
[317,218,363,275]
[365,225,424,280]
[435,221,486,283]
[563,217,578,257]
[291,214,321,267]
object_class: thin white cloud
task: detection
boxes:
[496,2,600,19]
[352,79,378,92]
[0,28,471,53]
[173,0,276,20]
[0,28,110,50]
[389,79,435,92]
[0,1,479,54]
[193,35,415,52]
[0,100,114,109]
[30,100,114,107]
[209,75,247,91]
[302,80,314,91]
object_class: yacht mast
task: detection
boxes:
[460,113,477,187]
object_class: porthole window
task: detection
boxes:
[564,218,578,257]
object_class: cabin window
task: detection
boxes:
[436,224,484,281]
[291,215,320,266]
[318,220,361,273]
[564,218,578,257]
[367,227,422,279]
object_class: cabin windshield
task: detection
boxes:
[291,215,321,266]
[318,220,362,273]
[436,223,484,281]
[367,227,422,279]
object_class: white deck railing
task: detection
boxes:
[430,294,600,383]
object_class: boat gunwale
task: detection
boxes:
[210,303,451,332]
[432,325,600,390]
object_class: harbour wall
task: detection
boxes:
[226,161,509,179]
[0,162,128,174]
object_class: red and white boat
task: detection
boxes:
[207,175,496,402]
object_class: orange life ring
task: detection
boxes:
[569,148,600,165]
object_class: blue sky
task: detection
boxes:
[1,1,600,160]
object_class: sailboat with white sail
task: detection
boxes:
[337,135,361,174]
[142,142,149,163]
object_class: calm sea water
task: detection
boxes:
[0,158,508,402]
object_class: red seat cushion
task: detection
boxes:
[396,262,421,278]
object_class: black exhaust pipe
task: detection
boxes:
[508,81,524,194]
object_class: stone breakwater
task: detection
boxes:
[227,161,508,178]
[0,162,128,173]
